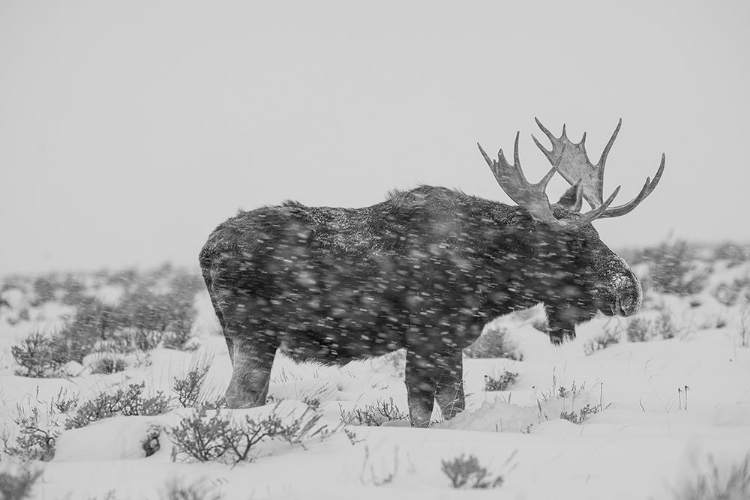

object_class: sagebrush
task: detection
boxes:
[168,404,333,464]
[66,382,171,429]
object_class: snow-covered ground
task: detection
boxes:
[1,259,749,500]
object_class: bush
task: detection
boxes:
[675,453,750,500]
[627,316,652,342]
[130,328,163,351]
[65,382,171,430]
[0,463,43,500]
[161,478,223,500]
[713,276,750,307]
[560,404,602,424]
[31,275,59,306]
[339,398,408,426]
[47,388,80,414]
[1,406,59,461]
[8,266,204,370]
[653,308,679,339]
[714,243,750,267]
[584,325,621,355]
[11,330,67,378]
[484,370,518,391]
[168,404,332,464]
[173,363,211,408]
[56,266,203,360]
[90,356,127,374]
[539,378,608,424]
[441,454,504,489]
[54,298,120,364]
[636,239,710,296]
[115,268,202,338]
[625,309,681,342]
[163,323,197,351]
[464,326,510,359]
[59,275,88,306]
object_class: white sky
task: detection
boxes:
[1,1,748,275]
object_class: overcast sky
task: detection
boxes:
[1,1,748,275]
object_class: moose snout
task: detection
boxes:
[605,266,643,317]
[614,293,639,316]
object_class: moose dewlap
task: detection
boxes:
[200,119,665,427]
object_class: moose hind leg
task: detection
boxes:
[225,335,276,409]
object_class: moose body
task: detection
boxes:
[200,120,664,426]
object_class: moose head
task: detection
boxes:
[477,118,664,342]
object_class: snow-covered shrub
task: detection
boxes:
[30,275,60,306]
[1,406,59,462]
[339,398,408,426]
[54,297,119,363]
[441,454,504,489]
[713,243,750,267]
[89,355,127,374]
[712,276,750,307]
[484,370,518,391]
[464,325,510,359]
[65,382,171,430]
[560,404,602,424]
[635,239,710,296]
[50,266,203,358]
[584,325,621,354]
[627,310,680,342]
[339,405,379,426]
[59,275,88,306]
[0,463,43,500]
[11,329,67,377]
[161,478,223,500]
[538,378,609,424]
[130,328,163,351]
[173,363,210,408]
[168,404,331,464]
[627,316,652,342]
[653,307,680,339]
[48,388,80,414]
[114,267,202,341]
[675,453,750,500]
[162,323,198,351]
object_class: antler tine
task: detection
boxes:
[534,117,556,146]
[478,134,559,227]
[600,153,665,218]
[598,118,622,168]
[532,117,563,166]
[534,119,626,210]
[572,185,622,227]
[478,125,656,231]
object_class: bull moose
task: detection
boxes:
[199,119,664,426]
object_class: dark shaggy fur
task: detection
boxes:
[200,185,641,426]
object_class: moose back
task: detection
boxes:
[200,119,664,426]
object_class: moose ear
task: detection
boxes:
[556,181,583,212]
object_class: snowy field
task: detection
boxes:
[1,248,749,500]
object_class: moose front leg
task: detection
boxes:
[405,349,437,427]
[544,304,579,345]
[434,351,465,421]
[405,348,466,426]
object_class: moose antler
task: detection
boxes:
[478,133,620,231]
[532,118,665,218]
